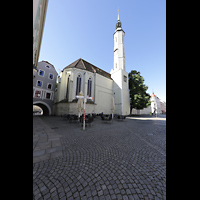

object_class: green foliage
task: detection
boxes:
[128,70,151,114]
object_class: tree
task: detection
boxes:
[128,70,151,115]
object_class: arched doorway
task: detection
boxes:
[33,101,51,116]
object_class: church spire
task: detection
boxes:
[116,9,122,30]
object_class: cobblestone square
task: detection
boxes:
[33,115,166,200]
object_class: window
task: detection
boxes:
[35,90,41,98]
[49,73,54,80]
[76,74,82,95]
[45,65,50,69]
[47,83,52,90]
[124,75,127,82]
[39,69,44,76]
[66,77,70,101]
[37,80,42,87]
[46,92,51,99]
[87,77,92,97]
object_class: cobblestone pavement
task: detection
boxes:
[33,117,64,163]
[33,115,166,200]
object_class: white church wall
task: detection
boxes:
[94,74,113,114]
[113,81,122,115]
[122,89,130,115]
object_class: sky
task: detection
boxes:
[39,0,166,102]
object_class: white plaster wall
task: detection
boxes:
[94,74,113,114]
[132,106,151,115]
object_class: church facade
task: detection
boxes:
[53,13,130,116]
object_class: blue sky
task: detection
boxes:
[39,0,166,102]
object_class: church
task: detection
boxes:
[53,13,130,116]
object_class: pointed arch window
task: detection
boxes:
[76,74,82,95]
[66,76,70,101]
[87,77,92,97]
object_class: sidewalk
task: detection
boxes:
[33,116,64,163]
[127,114,166,120]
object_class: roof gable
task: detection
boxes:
[64,58,112,79]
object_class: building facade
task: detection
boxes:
[33,61,58,115]
[54,13,130,116]
[131,92,166,115]
[33,0,49,72]
[54,58,113,115]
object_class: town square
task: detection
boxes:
[33,0,166,199]
[33,114,166,200]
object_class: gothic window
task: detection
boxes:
[76,74,82,95]
[87,77,92,97]
[66,77,70,101]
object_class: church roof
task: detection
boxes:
[63,58,112,80]
[151,93,156,98]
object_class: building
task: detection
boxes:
[33,61,58,115]
[54,58,113,115]
[151,92,162,115]
[33,0,49,75]
[110,11,130,115]
[131,92,166,115]
[160,100,166,114]
[54,13,130,116]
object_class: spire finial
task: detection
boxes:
[118,9,119,20]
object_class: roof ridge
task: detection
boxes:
[81,59,96,72]
[82,59,111,78]
[74,58,80,67]
[80,58,86,69]
[63,58,80,70]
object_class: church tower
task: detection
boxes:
[111,11,130,115]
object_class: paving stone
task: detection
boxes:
[33,149,45,157]
[33,115,166,200]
